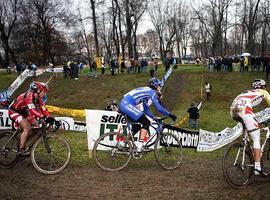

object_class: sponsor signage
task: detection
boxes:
[0,110,12,129]
[85,109,200,151]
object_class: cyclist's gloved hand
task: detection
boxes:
[169,113,177,122]
[43,116,55,124]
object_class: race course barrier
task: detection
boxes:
[85,108,270,152]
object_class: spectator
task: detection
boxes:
[120,59,125,74]
[111,99,118,111]
[110,59,116,76]
[265,57,270,81]
[16,62,22,76]
[90,60,97,78]
[115,59,119,74]
[70,61,75,78]
[187,103,200,129]
[240,57,244,72]
[101,62,105,76]
[126,59,131,74]
[149,58,155,78]
[74,62,79,80]
[244,57,249,72]
[204,82,212,101]
[63,63,68,78]
[105,102,112,111]
[154,57,158,71]
[163,56,169,72]
[79,63,84,73]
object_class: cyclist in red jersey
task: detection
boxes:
[8,81,55,156]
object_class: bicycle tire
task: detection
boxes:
[154,132,183,170]
[0,131,19,168]
[31,134,71,175]
[222,142,253,189]
[93,132,132,171]
[261,145,270,173]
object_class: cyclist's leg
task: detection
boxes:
[9,110,31,151]
[119,99,147,150]
[241,114,266,175]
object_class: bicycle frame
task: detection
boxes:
[124,118,164,151]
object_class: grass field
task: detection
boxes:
[0,65,267,166]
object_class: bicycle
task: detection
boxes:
[92,116,183,171]
[222,124,270,188]
[0,120,71,175]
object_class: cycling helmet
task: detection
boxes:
[148,78,162,90]
[252,79,266,89]
[29,81,49,93]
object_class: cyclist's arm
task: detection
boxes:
[263,90,270,106]
[151,93,170,116]
[25,92,45,118]
[38,96,51,117]
[143,103,155,119]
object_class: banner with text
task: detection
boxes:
[85,109,200,151]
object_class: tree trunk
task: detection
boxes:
[90,0,100,57]
[125,0,133,59]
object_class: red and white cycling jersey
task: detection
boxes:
[8,91,50,124]
[230,89,270,116]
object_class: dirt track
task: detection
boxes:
[0,156,270,200]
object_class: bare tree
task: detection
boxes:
[0,0,18,65]
[193,0,233,56]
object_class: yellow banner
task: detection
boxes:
[47,105,85,118]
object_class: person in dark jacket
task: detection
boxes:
[187,103,199,129]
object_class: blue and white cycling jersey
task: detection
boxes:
[119,87,170,121]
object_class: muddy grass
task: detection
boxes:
[0,156,269,200]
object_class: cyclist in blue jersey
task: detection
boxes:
[119,78,177,151]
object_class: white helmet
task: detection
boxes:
[252,79,266,89]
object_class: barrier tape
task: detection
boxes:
[46,105,85,118]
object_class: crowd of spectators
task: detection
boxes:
[206,55,270,73]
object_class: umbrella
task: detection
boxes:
[241,52,251,57]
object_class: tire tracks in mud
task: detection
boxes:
[162,73,187,111]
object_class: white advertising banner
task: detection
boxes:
[86,110,128,150]
[0,109,12,130]
[45,68,63,73]
[0,112,86,132]
[7,69,32,96]
[197,123,243,152]
[196,108,270,152]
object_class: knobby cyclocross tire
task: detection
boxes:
[31,134,71,175]
[154,132,183,170]
[93,132,132,171]
[0,131,19,168]
[222,142,253,189]
[261,145,270,173]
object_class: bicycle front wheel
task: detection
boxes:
[262,145,270,173]
[154,132,183,170]
[222,142,253,189]
[31,134,71,175]
[93,132,132,171]
[0,131,19,168]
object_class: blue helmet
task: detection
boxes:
[148,78,162,90]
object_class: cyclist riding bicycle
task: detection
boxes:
[119,78,177,151]
[230,79,270,176]
[8,81,55,156]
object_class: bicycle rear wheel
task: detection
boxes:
[31,134,71,175]
[154,132,183,170]
[222,142,253,189]
[0,131,19,168]
[93,132,132,171]
[261,143,270,173]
